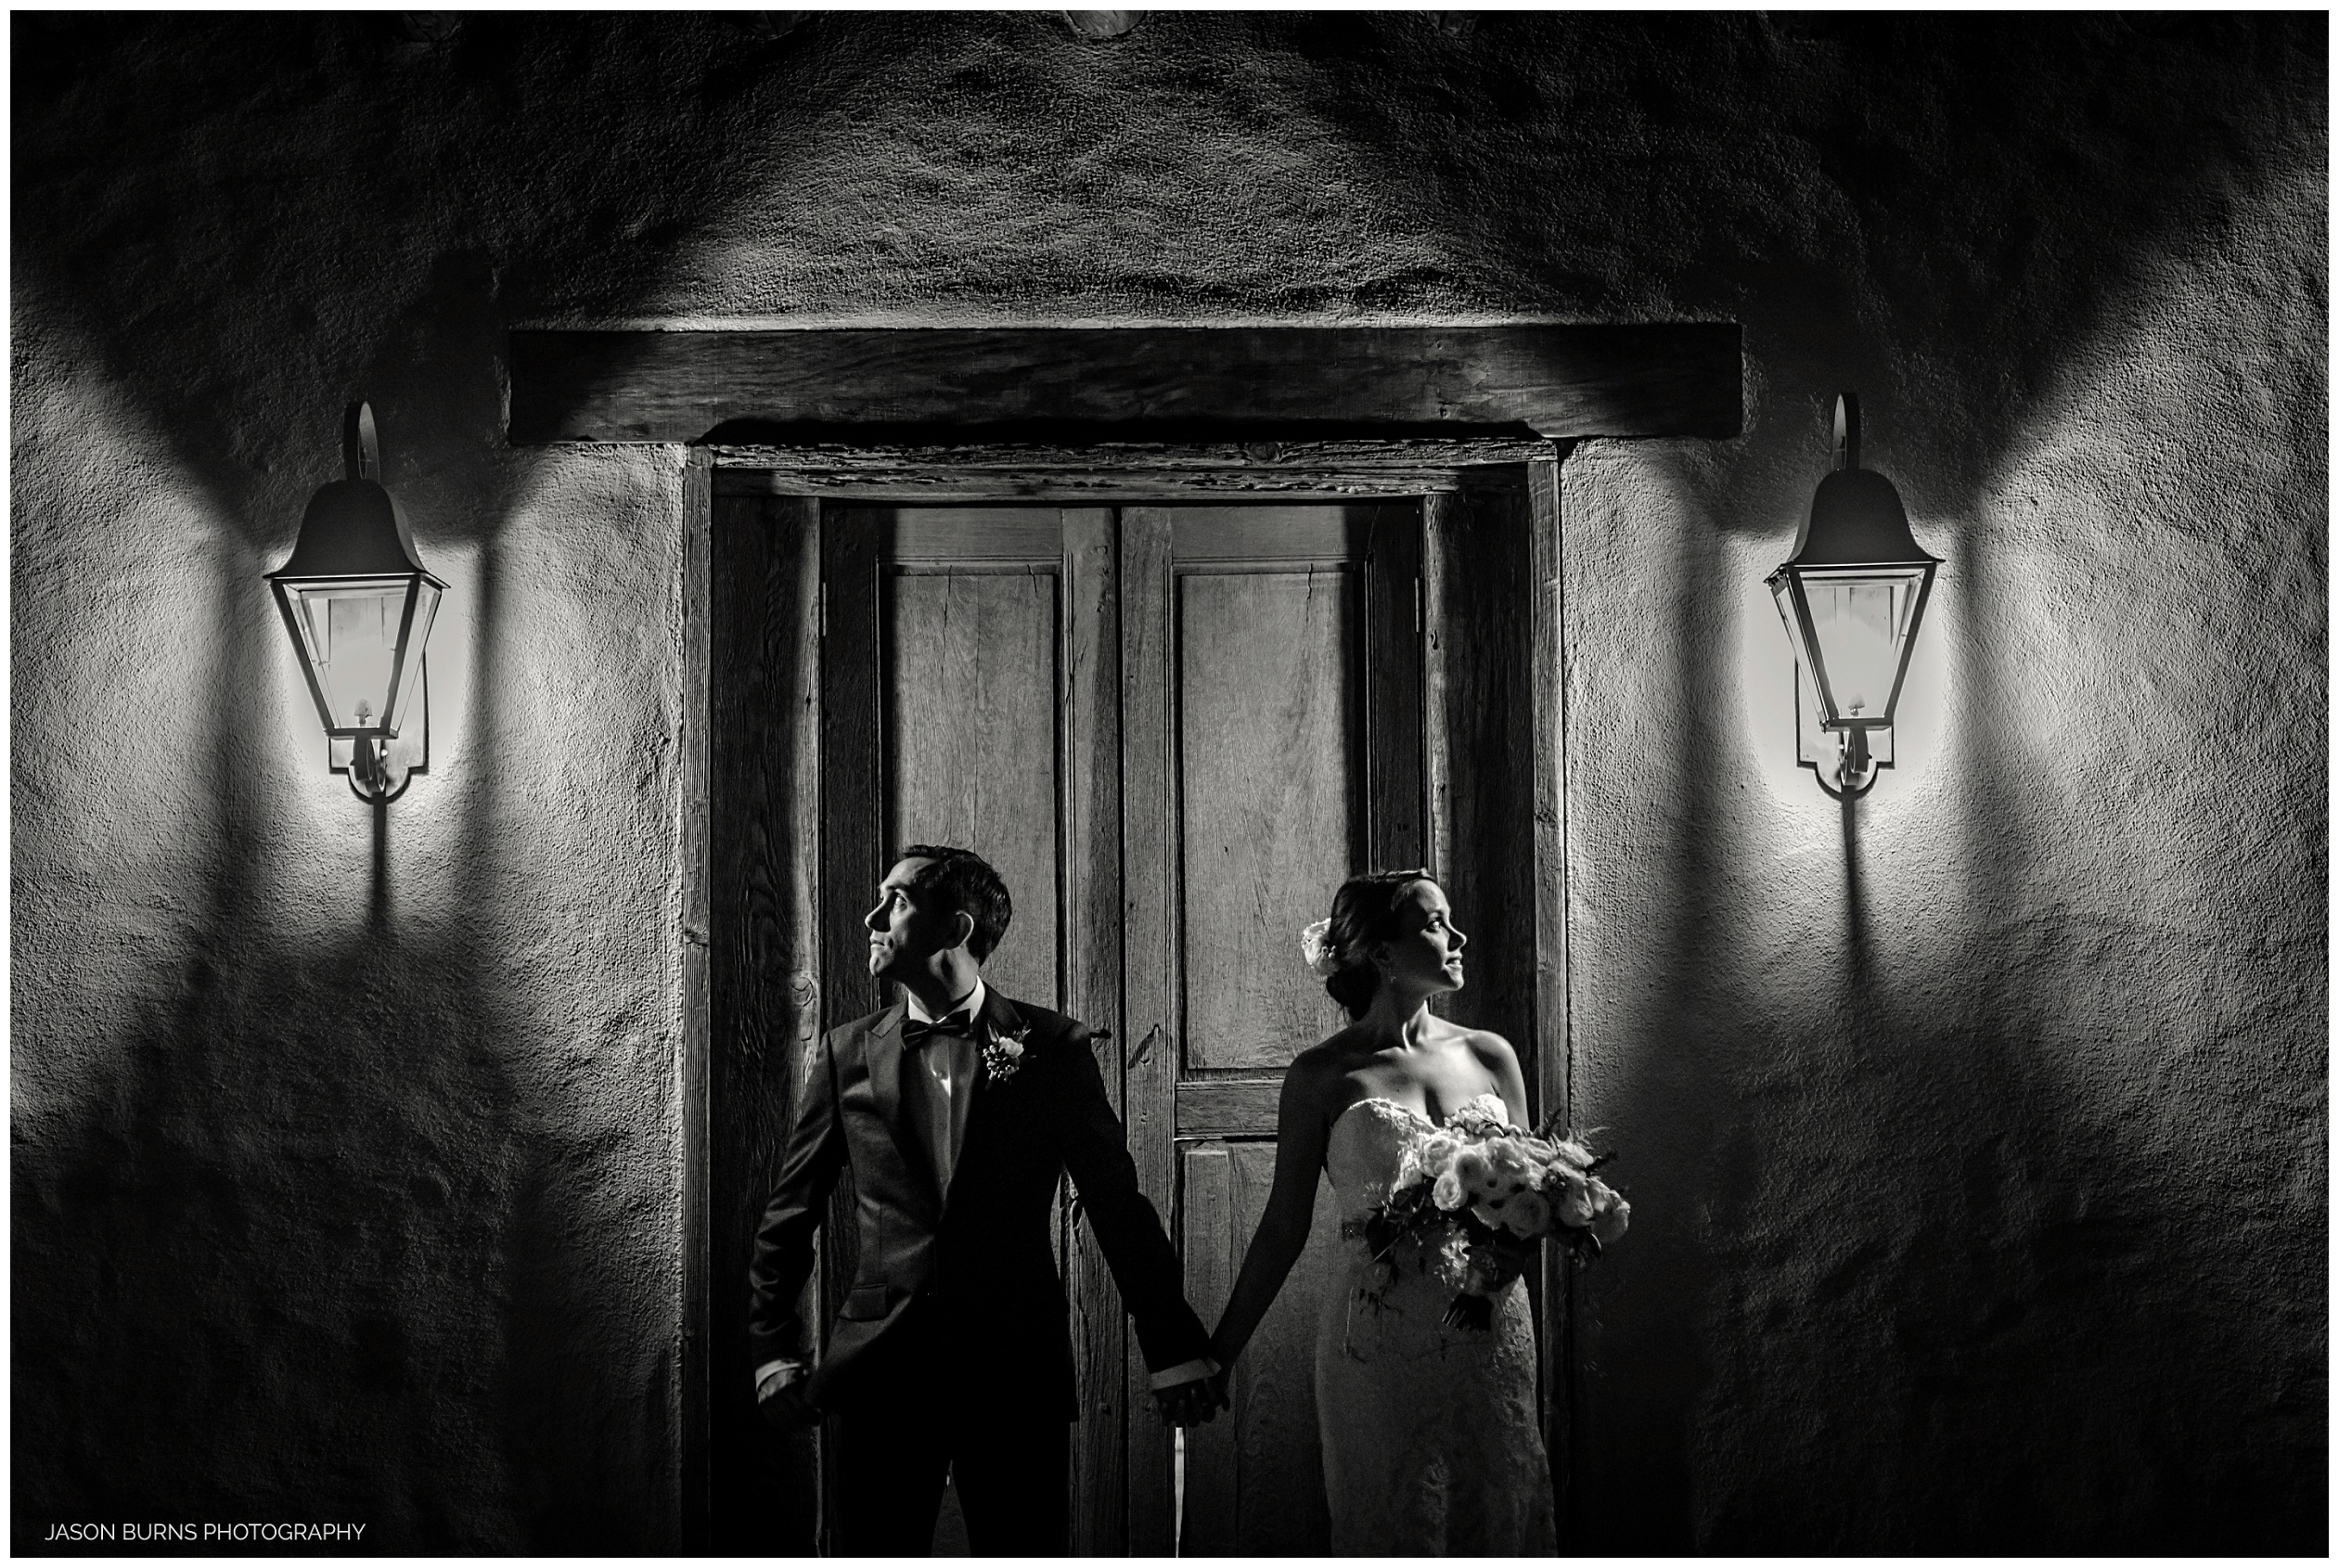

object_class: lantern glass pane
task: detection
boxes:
[1770,576,1820,688]
[1787,565,1933,727]
[389,580,441,735]
[281,577,413,734]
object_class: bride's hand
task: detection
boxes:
[1153,1378,1221,1428]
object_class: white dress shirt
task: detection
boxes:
[901,978,984,1191]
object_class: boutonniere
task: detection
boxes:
[982,1024,1032,1082]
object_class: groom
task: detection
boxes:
[748,844,1222,1555]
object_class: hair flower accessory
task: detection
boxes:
[1300,919,1343,977]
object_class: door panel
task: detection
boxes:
[1176,568,1356,1069]
[1177,1141,1345,1556]
[1121,502,1425,1556]
[886,567,1061,1009]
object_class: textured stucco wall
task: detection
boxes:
[11,10,2324,1553]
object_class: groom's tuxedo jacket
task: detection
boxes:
[748,986,1209,1421]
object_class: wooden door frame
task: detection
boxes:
[518,315,1742,1551]
[691,442,1575,1553]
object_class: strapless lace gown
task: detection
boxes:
[1317,1098,1559,1555]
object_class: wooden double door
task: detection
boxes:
[825,500,1420,1554]
[707,484,1549,1555]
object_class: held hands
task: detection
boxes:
[1151,1370,1231,1428]
[760,1358,1224,1429]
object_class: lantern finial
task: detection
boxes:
[342,401,380,483]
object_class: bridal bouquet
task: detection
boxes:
[1343,1094,1630,1330]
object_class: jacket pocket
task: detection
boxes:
[839,1283,889,1320]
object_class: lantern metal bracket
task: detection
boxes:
[1815,724,1880,799]
[1796,660,1887,798]
[329,656,429,803]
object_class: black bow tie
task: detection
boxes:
[901,1011,977,1048]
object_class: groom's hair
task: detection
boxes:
[900,844,1013,963]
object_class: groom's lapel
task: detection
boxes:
[866,1000,908,1125]
[940,988,1022,1215]
[865,1001,941,1200]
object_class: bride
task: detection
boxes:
[1204,868,1559,1555]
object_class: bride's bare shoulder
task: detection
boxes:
[1279,1035,1377,1139]
[1452,1024,1523,1073]
[1284,1029,1372,1097]
[1286,1033,1354,1079]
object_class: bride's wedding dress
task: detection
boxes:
[1317,1098,1559,1555]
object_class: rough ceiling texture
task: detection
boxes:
[10,10,2324,1554]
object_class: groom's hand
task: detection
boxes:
[1151,1376,1227,1428]
[757,1369,820,1431]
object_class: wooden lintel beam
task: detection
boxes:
[506,324,1742,444]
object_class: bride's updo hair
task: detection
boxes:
[1320,868,1435,1019]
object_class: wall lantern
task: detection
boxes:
[265,403,443,803]
[1767,393,1939,798]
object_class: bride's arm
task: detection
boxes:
[1206,1057,1336,1372]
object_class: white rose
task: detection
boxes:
[1453,1149,1493,1195]
[1432,1170,1466,1211]
[1486,1139,1536,1189]
[1503,1189,1551,1238]
[1452,1094,1510,1136]
[1587,1183,1630,1247]
[1549,1166,1595,1227]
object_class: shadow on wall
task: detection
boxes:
[15,934,674,1553]
[1528,14,2325,1553]
[12,112,678,1554]
[6,9,858,499]
[10,417,671,1551]
[1565,119,2325,1542]
[1571,416,2323,1553]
